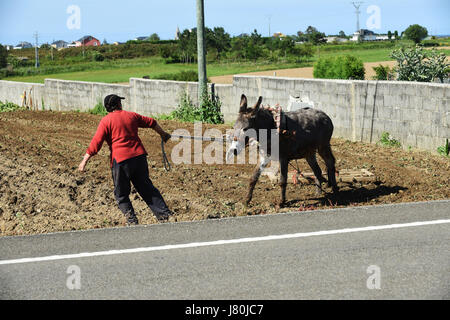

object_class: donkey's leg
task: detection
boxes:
[306,154,327,195]
[279,158,289,206]
[245,154,270,206]
[318,144,339,193]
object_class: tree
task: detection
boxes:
[275,36,295,57]
[103,39,109,45]
[394,30,399,40]
[296,30,307,42]
[403,24,428,44]
[149,33,160,42]
[0,44,7,69]
[178,28,197,63]
[211,27,231,59]
[250,29,263,46]
[387,31,392,40]
[338,30,346,38]
[305,26,326,45]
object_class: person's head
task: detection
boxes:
[104,94,125,112]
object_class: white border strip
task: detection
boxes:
[1,219,449,266]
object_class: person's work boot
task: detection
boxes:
[124,210,139,226]
[155,210,174,222]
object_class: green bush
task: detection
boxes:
[313,55,365,80]
[0,44,8,68]
[92,51,105,62]
[0,100,25,112]
[88,100,108,116]
[437,139,449,157]
[152,70,208,82]
[378,132,401,148]
[163,91,223,124]
[391,46,450,82]
[372,64,394,80]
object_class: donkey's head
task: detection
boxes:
[226,94,263,159]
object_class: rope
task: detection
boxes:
[161,138,171,171]
[160,134,227,171]
[170,134,226,142]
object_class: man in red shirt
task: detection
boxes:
[78,94,173,225]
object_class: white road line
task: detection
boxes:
[1,219,449,266]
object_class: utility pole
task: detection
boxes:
[196,0,207,105]
[34,31,40,68]
[351,2,363,32]
[266,14,272,37]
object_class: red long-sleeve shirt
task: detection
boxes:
[86,110,157,167]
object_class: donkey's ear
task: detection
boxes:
[239,94,248,113]
[251,96,262,115]
[255,96,262,109]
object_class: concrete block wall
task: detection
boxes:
[0,80,44,110]
[129,78,234,119]
[0,76,448,152]
[44,79,130,112]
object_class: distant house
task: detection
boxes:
[51,40,68,49]
[113,41,125,45]
[351,29,388,42]
[71,35,101,47]
[375,34,389,41]
[325,36,349,43]
[175,26,181,40]
[13,41,33,49]
[273,32,287,38]
[134,36,149,41]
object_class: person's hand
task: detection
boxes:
[78,153,91,172]
[78,160,87,172]
[161,131,171,143]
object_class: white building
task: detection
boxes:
[325,36,349,43]
[351,29,388,42]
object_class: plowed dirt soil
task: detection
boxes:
[0,110,448,236]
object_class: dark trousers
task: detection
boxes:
[111,154,172,218]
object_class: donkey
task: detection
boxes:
[227,94,338,207]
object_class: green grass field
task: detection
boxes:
[5,42,450,84]
[5,58,309,84]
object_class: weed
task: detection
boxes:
[0,100,25,112]
[379,132,401,148]
[437,139,449,157]
[160,91,224,124]
[88,100,108,116]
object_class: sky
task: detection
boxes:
[0,0,449,45]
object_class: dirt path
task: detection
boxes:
[0,111,448,236]
[210,61,397,84]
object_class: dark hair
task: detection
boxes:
[104,94,124,112]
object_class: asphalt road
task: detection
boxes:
[0,200,449,300]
